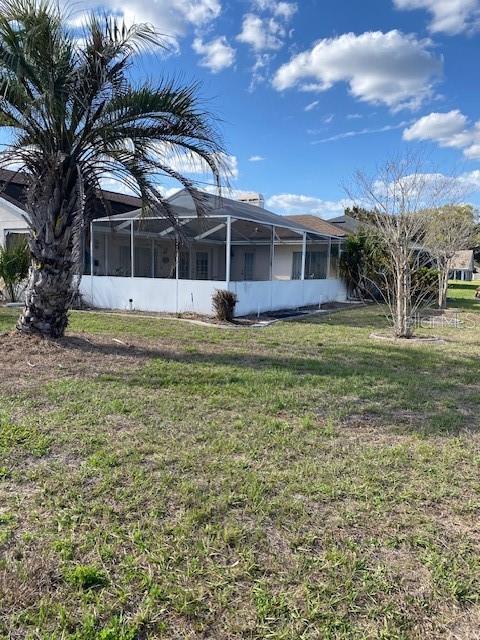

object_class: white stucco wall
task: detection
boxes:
[80,275,347,316]
[80,276,223,315]
[0,199,29,246]
[229,279,347,316]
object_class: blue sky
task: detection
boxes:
[76,1,480,216]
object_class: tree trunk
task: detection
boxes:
[393,253,413,338]
[16,163,83,338]
[437,262,449,310]
[17,253,76,338]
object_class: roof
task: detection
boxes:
[0,168,142,217]
[450,250,474,271]
[99,189,342,239]
[328,214,361,234]
[284,215,346,237]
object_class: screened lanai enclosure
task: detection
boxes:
[79,190,347,316]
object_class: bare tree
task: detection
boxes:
[425,205,478,309]
[347,155,457,338]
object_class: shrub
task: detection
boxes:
[0,239,30,302]
[212,289,238,322]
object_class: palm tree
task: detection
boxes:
[0,0,226,337]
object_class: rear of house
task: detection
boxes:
[81,190,347,316]
[0,174,347,316]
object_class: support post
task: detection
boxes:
[151,239,155,278]
[130,220,134,278]
[270,225,275,280]
[175,236,179,314]
[226,216,231,286]
[301,233,307,280]
[327,237,331,279]
[89,222,94,276]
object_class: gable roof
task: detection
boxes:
[283,214,346,237]
[450,250,474,271]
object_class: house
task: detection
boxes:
[80,189,346,316]
[0,173,347,316]
[328,213,361,235]
[0,168,142,249]
[449,250,475,281]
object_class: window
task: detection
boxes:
[244,252,255,281]
[5,231,28,250]
[179,251,190,279]
[330,242,340,278]
[195,251,209,280]
[134,244,152,278]
[292,252,302,280]
[117,245,132,277]
[305,248,328,279]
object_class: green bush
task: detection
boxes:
[0,239,30,301]
[212,289,238,322]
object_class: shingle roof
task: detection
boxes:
[450,250,474,271]
[0,168,142,215]
[283,214,346,237]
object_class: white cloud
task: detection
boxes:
[237,1,296,89]
[253,0,298,20]
[403,110,480,159]
[163,151,239,180]
[304,100,319,112]
[249,155,265,162]
[70,0,221,49]
[273,30,443,111]
[266,193,352,218]
[192,36,235,72]
[347,113,363,120]
[314,120,410,143]
[393,0,480,35]
[237,13,285,51]
[457,170,480,192]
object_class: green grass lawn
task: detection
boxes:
[1,284,480,639]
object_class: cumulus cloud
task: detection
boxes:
[403,110,480,159]
[70,0,222,49]
[253,0,298,20]
[273,30,443,111]
[237,0,296,89]
[237,13,285,51]
[249,155,266,162]
[192,36,235,72]
[393,0,480,35]
[266,193,352,218]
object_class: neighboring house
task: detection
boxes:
[0,172,347,316]
[328,213,361,235]
[449,250,475,281]
[284,214,348,239]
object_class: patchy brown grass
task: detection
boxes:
[0,290,479,639]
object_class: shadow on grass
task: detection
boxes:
[447,282,480,312]
[58,333,480,437]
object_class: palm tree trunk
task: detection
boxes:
[17,167,83,338]
[17,253,76,337]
